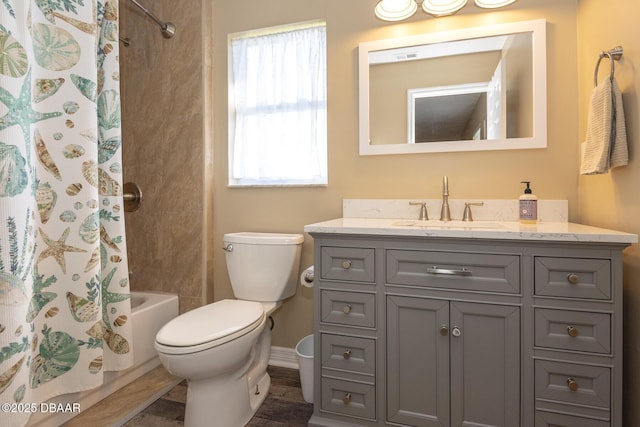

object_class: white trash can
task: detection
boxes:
[295,334,314,403]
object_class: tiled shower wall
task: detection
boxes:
[119,0,212,313]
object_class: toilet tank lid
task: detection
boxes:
[223,232,303,245]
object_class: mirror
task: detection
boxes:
[359,19,547,155]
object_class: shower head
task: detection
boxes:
[129,0,177,39]
[160,22,176,39]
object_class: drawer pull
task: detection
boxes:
[567,326,579,337]
[439,324,449,336]
[343,349,351,359]
[567,273,580,285]
[342,304,352,314]
[342,260,352,269]
[567,378,579,391]
[452,326,462,337]
[427,266,472,276]
[343,393,352,405]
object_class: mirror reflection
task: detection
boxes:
[359,19,547,155]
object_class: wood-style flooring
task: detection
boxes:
[123,366,313,426]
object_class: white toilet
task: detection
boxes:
[154,232,304,427]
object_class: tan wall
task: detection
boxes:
[212,0,580,349]
[577,1,640,424]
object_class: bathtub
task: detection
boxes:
[29,291,179,426]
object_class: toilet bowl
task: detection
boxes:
[154,232,303,427]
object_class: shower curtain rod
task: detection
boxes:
[128,0,176,39]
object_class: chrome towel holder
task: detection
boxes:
[594,45,623,87]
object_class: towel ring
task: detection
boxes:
[594,46,623,87]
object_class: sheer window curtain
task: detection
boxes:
[229,23,327,186]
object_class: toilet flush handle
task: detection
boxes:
[223,243,233,252]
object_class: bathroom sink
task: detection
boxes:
[392,220,507,230]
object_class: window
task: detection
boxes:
[228,21,327,187]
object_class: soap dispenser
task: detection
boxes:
[519,181,537,224]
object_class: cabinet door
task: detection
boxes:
[450,302,520,427]
[387,296,450,427]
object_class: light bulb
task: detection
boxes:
[375,0,418,21]
[422,0,468,16]
[474,0,518,9]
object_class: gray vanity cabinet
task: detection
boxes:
[386,296,520,427]
[385,247,520,427]
[308,233,626,427]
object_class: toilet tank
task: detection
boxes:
[223,232,304,302]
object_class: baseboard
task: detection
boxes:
[269,346,299,369]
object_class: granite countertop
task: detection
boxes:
[304,218,638,244]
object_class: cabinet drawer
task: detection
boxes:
[321,377,375,420]
[321,334,375,375]
[535,411,610,427]
[386,250,520,293]
[321,247,375,283]
[535,360,610,410]
[535,257,611,300]
[534,308,611,354]
[321,290,375,328]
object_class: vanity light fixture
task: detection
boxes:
[422,0,467,16]
[375,0,518,21]
[474,0,518,8]
[374,0,419,21]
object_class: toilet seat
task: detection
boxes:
[155,299,265,355]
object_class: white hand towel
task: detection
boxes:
[609,78,628,169]
[580,77,628,175]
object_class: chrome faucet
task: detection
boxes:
[410,202,428,220]
[462,202,484,222]
[440,176,451,221]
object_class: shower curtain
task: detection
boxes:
[0,1,132,426]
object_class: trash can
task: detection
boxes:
[295,334,314,403]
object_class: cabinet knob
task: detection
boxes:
[567,326,579,337]
[439,325,449,336]
[342,260,352,269]
[342,304,352,314]
[567,273,580,285]
[343,349,351,359]
[343,393,352,405]
[452,326,462,337]
[567,378,579,391]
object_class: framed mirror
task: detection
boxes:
[359,19,547,155]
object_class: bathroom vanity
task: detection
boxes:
[304,217,636,427]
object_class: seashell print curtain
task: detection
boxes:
[0,1,133,426]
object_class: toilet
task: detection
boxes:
[154,232,304,427]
